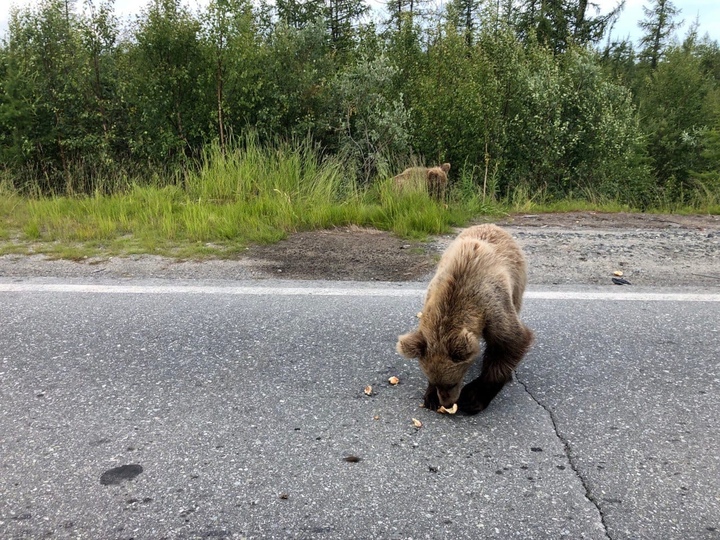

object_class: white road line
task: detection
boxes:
[1,282,720,302]
[0,283,422,297]
[526,291,720,302]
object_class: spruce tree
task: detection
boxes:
[638,0,681,69]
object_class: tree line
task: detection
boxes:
[0,0,718,206]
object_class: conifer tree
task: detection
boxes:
[638,0,681,69]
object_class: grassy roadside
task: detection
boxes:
[1,140,718,260]
[0,187,474,260]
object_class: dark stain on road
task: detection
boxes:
[100,464,143,486]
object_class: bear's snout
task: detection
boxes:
[437,385,461,408]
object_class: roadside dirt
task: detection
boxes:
[245,225,436,281]
[496,211,720,230]
[495,212,720,287]
[1,212,719,287]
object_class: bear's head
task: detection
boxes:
[396,328,479,408]
[426,163,450,201]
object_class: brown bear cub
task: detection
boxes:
[393,163,451,201]
[396,224,534,415]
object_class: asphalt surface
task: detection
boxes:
[1,279,719,540]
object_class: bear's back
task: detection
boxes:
[425,225,527,325]
[455,224,527,310]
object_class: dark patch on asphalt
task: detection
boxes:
[100,464,143,485]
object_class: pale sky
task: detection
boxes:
[0,0,210,35]
[597,0,720,44]
[1,0,719,44]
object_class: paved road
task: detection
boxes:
[1,279,719,540]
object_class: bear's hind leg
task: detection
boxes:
[458,319,533,415]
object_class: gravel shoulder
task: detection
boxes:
[1,212,719,288]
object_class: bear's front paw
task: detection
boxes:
[457,385,486,416]
[423,384,440,411]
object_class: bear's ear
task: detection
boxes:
[396,331,427,359]
[441,162,450,173]
[448,329,479,363]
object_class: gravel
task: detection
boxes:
[1,212,719,288]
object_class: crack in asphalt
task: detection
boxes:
[514,373,612,540]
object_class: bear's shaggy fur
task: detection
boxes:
[393,163,451,201]
[396,224,534,415]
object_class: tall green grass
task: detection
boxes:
[1,137,718,259]
[0,138,479,257]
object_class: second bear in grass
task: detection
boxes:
[396,224,534,415]
[393,163,450,201]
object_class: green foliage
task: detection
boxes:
[412,25,499,169]
[637,44,716,201]
[0,0,718,212]
[199,0,259,149]
[258,21,335,139]
[121,0,207,161]
[2,0,88,189]
[0,137,478,256]
[515,0,622,54]
[407,26,650,205]
[543,48,652,204]
[330,53,412,183]
[638,0,682,69]
[689,110,720,196]
[276,0,368,51]
[385,14,425,107]
[601,38,638,89]
[375,178,469,237]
